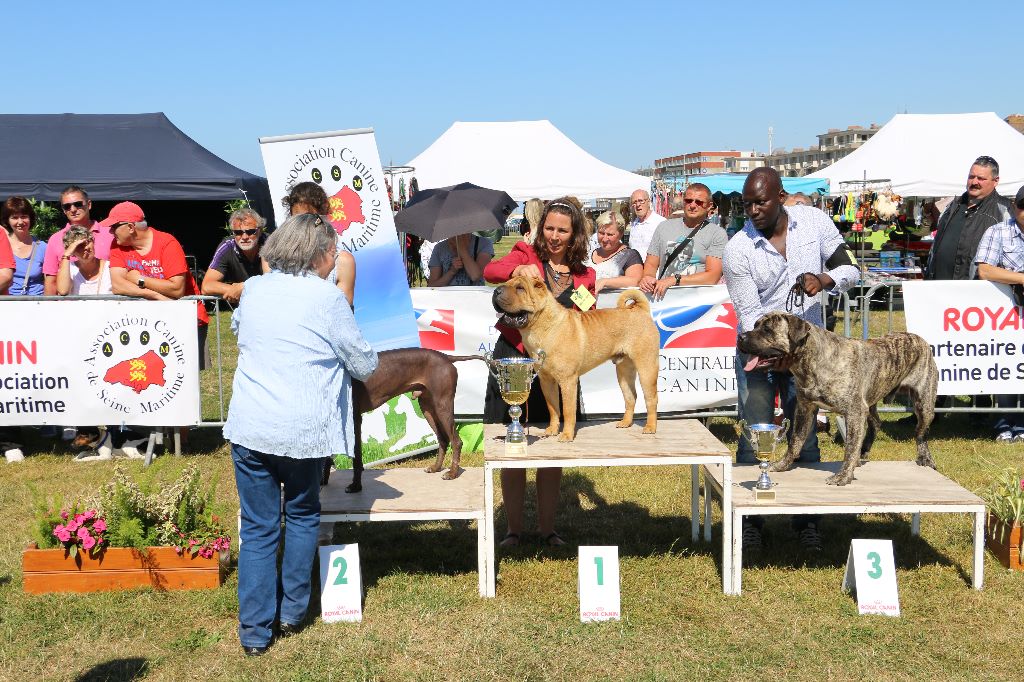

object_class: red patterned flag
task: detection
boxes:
[326,186,366,235]
[103,350,167,394]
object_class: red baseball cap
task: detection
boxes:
[101,202,145,229]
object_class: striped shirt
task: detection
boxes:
[223,271,378,459]
[723,205,859,334]
[974,217,1024,272]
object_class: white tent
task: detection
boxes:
[404,120,651,202]
[807,112,1024,197]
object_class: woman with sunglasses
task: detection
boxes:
[2,196,46,296]
[639,183,728,301]
[585,210,643,293]
[483,196,596,548]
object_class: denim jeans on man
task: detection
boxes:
[233,443,325,648]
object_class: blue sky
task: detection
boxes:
[8,1,1022,176]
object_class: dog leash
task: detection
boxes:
[785,273,823,312]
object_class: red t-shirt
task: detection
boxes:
[0,233,14,271]
[109,228,209,324]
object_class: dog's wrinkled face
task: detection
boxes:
[492,275,550,329]
[736,312,809,371]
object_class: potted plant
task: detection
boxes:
[982,467,1024,571]
[24,463,232,594]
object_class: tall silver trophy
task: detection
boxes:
[485,350,545,455]
[735,419,789,501]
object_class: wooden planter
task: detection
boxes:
[986,514,1023,571]
[22,544,227,594]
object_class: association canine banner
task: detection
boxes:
[904,280,1024,395]
[410,285,738,416]
[259,128,418,351]
[0,300,200,426]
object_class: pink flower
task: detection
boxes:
[1019,479,1024,491]
[73,513,86,525]
[76,526,91,542]
[81,534,96,551]
[54,525,72,543]
[92,519,106,533]
[83,509,95,520]
[65,518,80,533]
[59,510,69,521]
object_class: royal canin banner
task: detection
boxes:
[904,280,1024,395]
[411,285,738,417]
[0,300,200,426]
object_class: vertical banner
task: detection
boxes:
[259,128,418,351]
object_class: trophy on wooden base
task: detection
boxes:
[485,350,545,456]
[735,419,788,501]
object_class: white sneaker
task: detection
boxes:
[115,437,148,460]
[4,447,24,463]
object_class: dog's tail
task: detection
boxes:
[615,289,651,313]
[443,354,488,363]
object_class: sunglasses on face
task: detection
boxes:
[684,198,707,207]
[61,200,86,211]
[232,228,259,237]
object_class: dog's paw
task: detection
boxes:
[916,456,936,469]
[769,461,793,473]
[442,468,461,480]
[344,482,362,494]
[614,419,633,429]
[825,472,854,486]
[424,464,442,474]
[543,426,561,437]
[642,424,657,434]
[557,432,575,443]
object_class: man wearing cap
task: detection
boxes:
[626,189,665,261]
[42,186,115,295]
[105,202,210,367]
[201,207,267,305]
[973,185,1024,442]
[925,156,1013,281]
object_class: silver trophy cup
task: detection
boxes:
[735,419,789,501]
[485,350,544,449]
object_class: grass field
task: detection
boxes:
[2,287,1023,680]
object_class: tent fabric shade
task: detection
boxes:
[404,120,651,202]
[807,112,1024,197]
[0,113,272,218]
[664,173,829,196]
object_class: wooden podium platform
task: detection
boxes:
[483,419,732,597]
[320,467,487,596]
[700,461,986,595]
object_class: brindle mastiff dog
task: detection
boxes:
[492,275,659,441]
[737,312,937,486]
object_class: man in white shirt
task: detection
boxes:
[626,189,664,259]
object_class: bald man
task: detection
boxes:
[722,167,859,552]
[626,189,665,260]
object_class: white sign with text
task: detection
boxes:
[578,546,621,622]
[842,539,900,617]
[319,544,363,623]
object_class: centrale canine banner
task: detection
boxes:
[0,300,200,426]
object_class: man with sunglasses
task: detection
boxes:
[625,188,665,260]
[201,208,266,306]
[42,186,115,295]
[925,155,1013,281]
[640,183,727,300]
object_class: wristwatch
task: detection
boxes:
[137,277,146,289]
[674,273,682,286]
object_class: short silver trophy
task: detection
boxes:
[735,419,789,501]
[484,350,545,456]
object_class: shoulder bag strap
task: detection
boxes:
[20,241,38,295]
[658,221,706,278]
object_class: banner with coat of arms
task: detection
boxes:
[259,128,418,351]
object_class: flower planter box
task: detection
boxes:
[986,514,1023,571]
[22,544,227,594]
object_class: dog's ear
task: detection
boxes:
[787,316,810,350]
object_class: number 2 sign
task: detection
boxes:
[319,544,363,623]
[842,539,900,617]
[578,546,620,622]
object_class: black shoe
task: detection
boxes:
[243,645,269,657]
[278,621,301,638]
[741,523,762,552]
[798,522,823,552]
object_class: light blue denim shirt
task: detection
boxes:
[223,271,378,459]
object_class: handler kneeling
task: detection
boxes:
[224,214,378,657]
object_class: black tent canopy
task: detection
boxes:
[0,112,272,220]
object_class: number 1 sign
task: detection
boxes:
[319,544,363,623]
[842,539,900,617]
[578,546,620,622]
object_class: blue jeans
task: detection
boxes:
[736,354,820,531]
[233,443,325,648]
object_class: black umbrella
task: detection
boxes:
[395,182,516,242]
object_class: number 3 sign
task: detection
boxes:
[842,539,900,617]
[319,544,363,623]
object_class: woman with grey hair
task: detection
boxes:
[56,225,112,295]
[585,210,643,292]
[223,213,378,656]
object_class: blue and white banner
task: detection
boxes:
[410,285,738,416]
[259,128,418,351]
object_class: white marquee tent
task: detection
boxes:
[807,112,1024,197]
[404,120,650,202]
